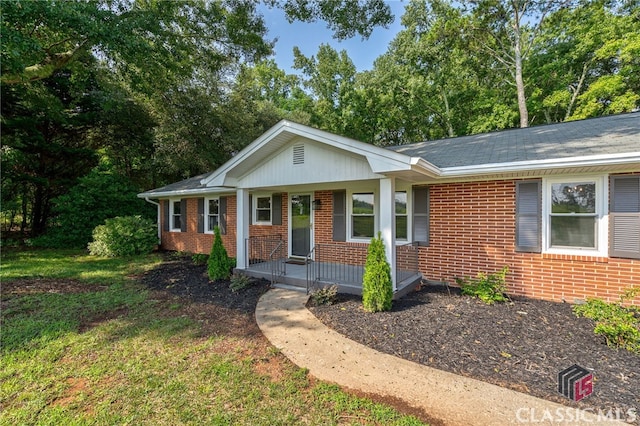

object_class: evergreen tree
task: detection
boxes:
[362,232,393,312]
[208,226,231,281]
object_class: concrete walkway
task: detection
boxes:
[256,288,630,426]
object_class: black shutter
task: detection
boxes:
[197,198,204,234]
[610,176,640,259]
[272,193,282,225]
[219,196,227,235]
[413,186,429,246]
[162,200,169,232]
[333,190,346,242]
[180,199,187,232]
[515,180,541,253]
[249,195,253,225]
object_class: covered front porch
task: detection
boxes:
[239,236,422,299]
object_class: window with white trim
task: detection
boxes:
[395,191,408,240]
[205,197,219,233]
[351,192,375,238]
[254,194,272,224]
[543,176,606,255]
[170,199,182,231]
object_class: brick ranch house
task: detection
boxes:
[139,113,640,304]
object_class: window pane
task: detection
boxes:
[551,182,595,213]
[208,199,218,215]
[257,209,271,222]
[257,197,271,209]
[173,215,181,230]
[208,215,218,231]
[353,193,374,215]
[395,192,407,214]
[550,216,596,248]
[173,201,181,215]
[353,216,374,238]
[396,216,408,240]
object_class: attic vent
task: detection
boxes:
[293,144,304,165]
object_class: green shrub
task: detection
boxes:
[229,273,253,292]
[573,287,640,353]
[191,253,208,265]
[362,232,393,313]
[88,215,157,257]
[35,166,154,249]
[455,266,510,305]
[207,226,231,281]
[310,285,339,306]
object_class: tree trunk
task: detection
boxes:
[514,37,529,128]
[442,88,455,138]
[565,61,590,120]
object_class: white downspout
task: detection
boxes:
[144,197,161,243]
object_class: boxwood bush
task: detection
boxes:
[88,215,157,257]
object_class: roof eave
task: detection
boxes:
[137,187,232,199]
[439,152,640,178]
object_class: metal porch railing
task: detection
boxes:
[245,235,286,285]
[306,241,421,293]
[306,243,368,293]
[396,242,420,284]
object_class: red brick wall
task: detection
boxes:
[159,184,640,304]
[420,180,640,304]
[160,197,237,257]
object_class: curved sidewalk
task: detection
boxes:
[255,288,629,426]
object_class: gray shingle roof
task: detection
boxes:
[386,112,640,168]
[139,172,212,197]
[140,113,639,197]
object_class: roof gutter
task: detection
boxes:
[137,187,235,199]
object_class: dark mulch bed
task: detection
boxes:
[138,253,272,340]
[309,286,640,423]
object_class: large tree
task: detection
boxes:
[456,0,574,127]
[293,43,358,136]
[529,0,640,122]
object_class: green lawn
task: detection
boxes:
[1,250,426,425]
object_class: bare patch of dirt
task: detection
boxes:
[2,278,108,295]
[309,286,640,424]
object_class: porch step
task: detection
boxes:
[272,283,307,293]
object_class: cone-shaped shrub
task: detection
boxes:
[362,232,393,312]
[207,226,231,281]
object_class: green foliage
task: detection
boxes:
[207,226,232,281]
[456,266,510,305]
[229,273,253,293]
[191,253,208,266]
[573,287,640,353]
[310,285,339,306]
[33,167,153,248]
[88,216,157,257]
[362,232,393,312]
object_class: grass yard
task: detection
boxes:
[0,250,426,425]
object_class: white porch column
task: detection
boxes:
[236,188,250,269]
[379,177,397,291]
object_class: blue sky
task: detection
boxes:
[258,1,407,75]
